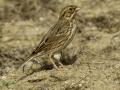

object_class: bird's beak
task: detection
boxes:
[76,7,81,11]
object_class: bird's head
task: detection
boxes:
[59,5,81,20]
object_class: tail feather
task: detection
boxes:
[17,56,34,71]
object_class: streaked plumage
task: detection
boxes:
[18,5,81,70]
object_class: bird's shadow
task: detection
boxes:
[42,54,78,70]
[17,54,77,81]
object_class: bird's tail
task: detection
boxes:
[17,56,35,71]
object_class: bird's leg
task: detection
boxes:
[59,51,64,67]
[49,55,59,70]
[58,61,64,67]
[60,51,64,60]
[52,53,64,67]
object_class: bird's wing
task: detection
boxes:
[31,20,70,56]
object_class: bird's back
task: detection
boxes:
[31,19,75,56]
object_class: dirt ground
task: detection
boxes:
[0,0,120,90]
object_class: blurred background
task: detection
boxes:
[0,0,120,90]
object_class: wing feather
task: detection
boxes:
[31,20,70,56]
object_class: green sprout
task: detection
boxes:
[0,80,15,88]
[0,35,2,38]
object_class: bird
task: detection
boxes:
[18,5,81,70]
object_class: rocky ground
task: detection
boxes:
[0,0,120,90]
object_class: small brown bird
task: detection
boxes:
[18,5,81,70]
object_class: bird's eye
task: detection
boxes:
[69,8,72,10]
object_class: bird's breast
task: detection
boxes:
[62,19,76,49]
[68,19,76,39]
